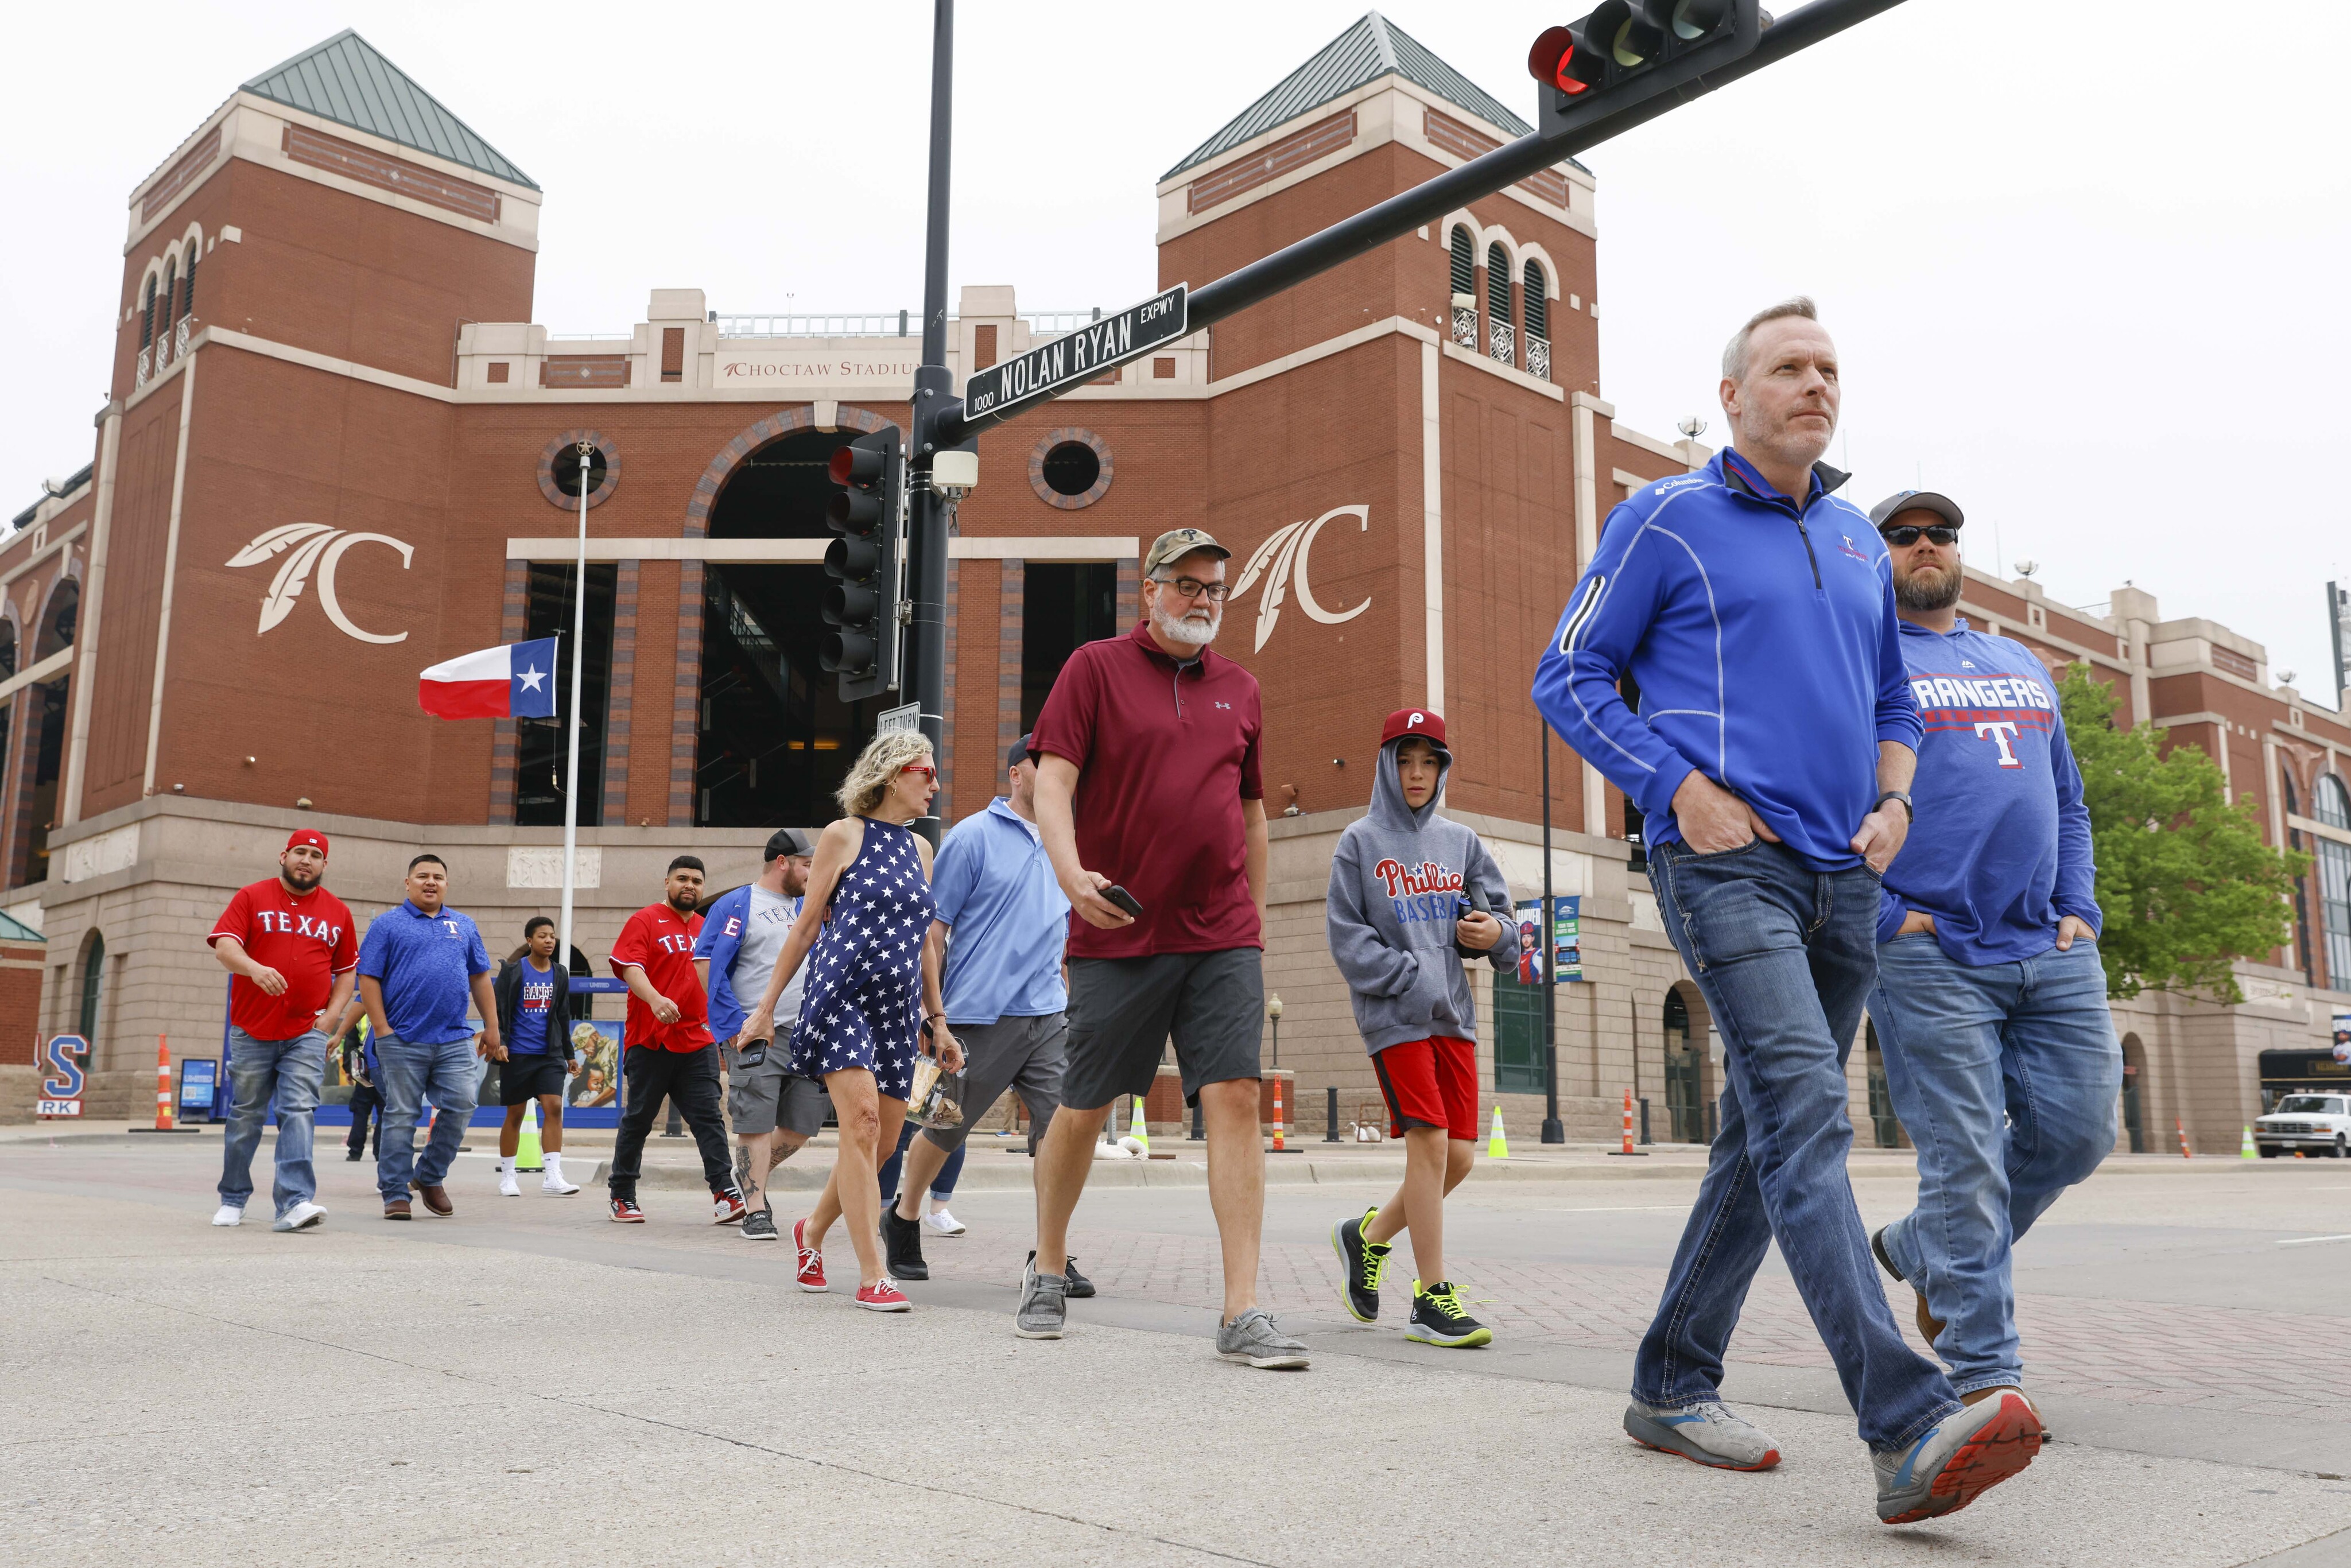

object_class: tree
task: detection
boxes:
[2058,665,2307,1003]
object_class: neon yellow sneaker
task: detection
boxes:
[1406,1279,1492,1348]
[1332,1206,1391,1322]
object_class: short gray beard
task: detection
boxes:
[1151,601,1219,649]
[1896,562,1963,614]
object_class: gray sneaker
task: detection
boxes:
[1875,1392,2044,1524]
[1216,1307,1310,1369]
[1624,1399,1782,1470]
[1016,1256,1066,1340]
[740,1206,778,1241]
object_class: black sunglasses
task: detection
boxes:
[1880,524,1960,547]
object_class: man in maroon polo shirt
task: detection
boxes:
[1017,527,1308,1369]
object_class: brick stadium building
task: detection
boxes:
[10,23,2348,1144]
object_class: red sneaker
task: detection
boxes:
[610,1197,645,1224]
[712,1189,748,1225]
[855,1279,912,1312]
[793,1218,827,1292]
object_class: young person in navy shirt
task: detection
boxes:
[1863,488,2117,1421]
[207,829,358,1232]
[606,856,743,1225]
[356,853,498,1220]
[490,916,581,1197]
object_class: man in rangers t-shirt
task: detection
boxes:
[606,855,744,1225]
[207,829,358,1232]
[1017,527,1308,1370]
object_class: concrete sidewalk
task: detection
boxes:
[5,1135,2349,1566]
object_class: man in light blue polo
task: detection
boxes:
[358,853,499,1221]
[880,736,1073,1283]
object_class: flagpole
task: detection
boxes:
[559,440,592,976]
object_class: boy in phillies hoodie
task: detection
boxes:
[1326,708,1518,1347]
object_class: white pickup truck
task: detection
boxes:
[2254,1093,2351,1158]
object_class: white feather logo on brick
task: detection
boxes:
[1230,504,1372,652]
[227,523,415,644]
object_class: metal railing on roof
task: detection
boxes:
[713,309,1107,339]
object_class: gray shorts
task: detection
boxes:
[725,1043,830,1139]
[921,1012,1067,1154]
[1062,948,1262,1112]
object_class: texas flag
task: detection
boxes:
[417,636,559,720]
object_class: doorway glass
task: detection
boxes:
[1663,989,1704,1143]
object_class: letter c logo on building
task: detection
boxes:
[1231,504,1372,653]
[228,524,414,644]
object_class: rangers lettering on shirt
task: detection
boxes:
[1910,666,2053,761]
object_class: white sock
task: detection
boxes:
[545,1151,563,1174]
[497,1157,513,1177]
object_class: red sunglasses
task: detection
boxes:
[899,762,938,779]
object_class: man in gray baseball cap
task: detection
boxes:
[1867,489,1965,533]
[694,826,820,1240]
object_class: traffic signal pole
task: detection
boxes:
[934,0,1902,451]
[907,0,958,847]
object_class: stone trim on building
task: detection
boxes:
[668,560,703,828]
[536,429,621,511]
[602,559,639,828]
[1026,428,1115,511]
[488,558,530,819]
[998,559,1026,767]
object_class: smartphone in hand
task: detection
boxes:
[1103,884,1145,919]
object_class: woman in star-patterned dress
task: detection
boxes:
[743,731,962,1311]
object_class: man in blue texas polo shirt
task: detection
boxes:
[1863,488,2117,1421]
[358,852,499,1220]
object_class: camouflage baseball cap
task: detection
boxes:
[1143,528,1229,577]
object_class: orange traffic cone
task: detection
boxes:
[2176,1117,2193,1159]
[130,1035,196,1134]
[1270,1077,1294,1153]
[1607,1085,1649,1156]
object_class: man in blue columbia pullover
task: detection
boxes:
[1531,299,2040,1525]
[1860,488,2117,1422]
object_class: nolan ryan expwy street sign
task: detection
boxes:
[961,284,1188,420]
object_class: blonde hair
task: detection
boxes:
[836,729,934,818]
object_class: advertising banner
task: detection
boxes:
[1514,896,1583,984]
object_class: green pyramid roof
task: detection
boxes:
[1165,11,1574,182]
[243,30,536,191]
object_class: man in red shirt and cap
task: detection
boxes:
[1017,527,1308,1369]
[606,855,745,1224]
[207,829,358,1231]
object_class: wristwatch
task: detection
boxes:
[1874,790,1914,821]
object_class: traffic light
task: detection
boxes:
[822,428,904,701]
[1527,0,1762,140]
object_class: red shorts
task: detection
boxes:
[1372,1036,1479,1141]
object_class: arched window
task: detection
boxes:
[0,620,15,681]
[1485,242,1516,366]
[139,275,157,350]
[77,931,105,1041]
[2318,775,2351,987]
[162,259,177,324]
[1446,227,1476,348]
[1522,260,1550,381]
[35,580,77,661]
[2321,775,2350,829]
[183,244,198,317]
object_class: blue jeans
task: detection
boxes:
[376,1033,479,1199]
[878,1118,966,1201]
[1634,839,1960,1451]
[1869,934,2119,1394]
[218,1027,326,1217]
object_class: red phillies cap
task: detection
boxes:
[1380,708,1448,750]
[285,829,329,857]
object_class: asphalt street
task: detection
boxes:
[6,1129,2351,1567]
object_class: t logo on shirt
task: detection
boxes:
[1974,720,2024,767]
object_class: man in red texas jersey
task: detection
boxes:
[606,855,745,1225]
[208,829,358,1232]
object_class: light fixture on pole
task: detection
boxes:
[1267,993,1283,1070]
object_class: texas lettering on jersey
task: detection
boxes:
[1374,857,1464,926]
[250,909,348,946]
[1910,668,2055,769]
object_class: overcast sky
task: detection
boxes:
[5,2,2344,703]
